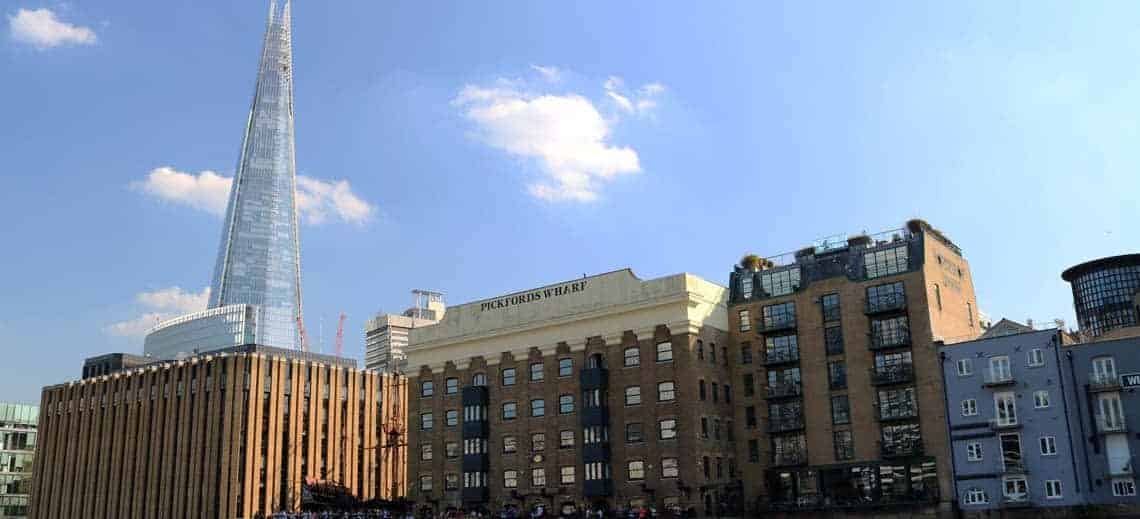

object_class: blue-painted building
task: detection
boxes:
[940,329,1084,511]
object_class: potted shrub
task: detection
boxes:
[740,254,763,271]
[847,234,872,247]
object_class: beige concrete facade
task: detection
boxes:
[405,270,736,515]
[29,348,407,519]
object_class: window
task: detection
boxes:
[748,440,760,462]
[745,406,757,428]
[659,418,677,439]
[531,399,545,417]
[699,380,707,401]
[701,417,709,438]
[420,475,433,491]
[445,377,458,394]
[989,356,1012,383]
[709,344,716,363]
[463,404,486,422]
[831,396,850,425]
[697,340,704,360]
[994,392,1017,426]
[1113,479,1136,496]
[558,358,572,377]
[834,430,854,461]
[933,283,942,311]
[712,383,719,403]
[530,362,545,381]
[628,461,645,481]
[822,293,841,322]
[531,468,546,487]
[473,373,487,386]
[1003,477,1028,501]
[870,315,909,347]
[502,402,517,420]
[967,442,982,461]
[741,344,753,364]
[446,442,459,458]
[867,282,906,313]
[421,444,433,461]
[625,386,642,406]
[558,394,574,414]
[762,302,796,329]
[765,334,799,363]
[1093,356,1118,382]
[724,385,732,404]
[738,310,752,332]
[531,433,546,451]
[1034,391,1050,409]
[1028,348,1045,367]
[463,471,486,489]
[421,381,434,397]
[864,245,909,279]
[624,347,640,367]
[658,381,676,402]
[656,342,674,362]
[1040,436,1057,456]
[560,466,575,485]
[445,473,459,490]
[464,438,488,456]
[760,267,800,297]
[741,275,754,299]
[957,358,973,376]
[824,326,844,355]
[662,457,679,478]
[421,412,433,430]
[502,368,516,386]
[626,423,644,443]
[963,488,988,505]
[503,435,518,454]
[446,409,458,426]
[743,374,755,397]
[560,430,574,448]
[722,346,728,366]
[968,302,975,327]
[1045,480,1062,499]
[503,470,518,488]
[961,399,977,416]
[828,361,847,390]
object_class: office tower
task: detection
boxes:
[0,403,37,518]
[366,290,446,373]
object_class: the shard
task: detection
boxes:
[209,0,303,350]
[144,0,302,358]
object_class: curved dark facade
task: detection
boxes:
[1062,254,1140,338]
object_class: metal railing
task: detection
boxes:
[766,382,803,399]
[767,416,806,433]
[869,331,911,350]
[1097,415,1129,434]
[866,292,907,315]
[759,315,797,333]
[763,349,800,366]
[880,438,924,458]
[871,364,915,386]
[983,370,1015,387]
[1090,373,1123,393]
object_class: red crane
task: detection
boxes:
[334,312,346,357]
[296,315,310,352]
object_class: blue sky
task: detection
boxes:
[1,1,1137,403]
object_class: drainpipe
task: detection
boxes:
[1053,332,1082,498]
[937,348,961,518]
[1065,346,1094,492]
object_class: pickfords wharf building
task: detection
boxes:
[28,345,407,519]
[404,270,735,515]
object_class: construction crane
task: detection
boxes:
[296,315,310,352]
[334,312,346,357]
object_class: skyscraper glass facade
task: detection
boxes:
[208,0,302,350]
[0,403,37,518]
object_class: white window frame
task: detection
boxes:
[967,442,983,461]
[994,392,1017,426]
[1040,436,1057,456]
[963,488,988,505]
[1094,356,1118,381]
[957,358,973,376]
[989,355,1012,382]
[1113,478,1136,497]
[1003,476,1029,501]
[961,399,977,416]
[1028,348,1045,367]
[1034,390,1050,409]
[1045,479,1062,499]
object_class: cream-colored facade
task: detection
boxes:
[407,270,728,370]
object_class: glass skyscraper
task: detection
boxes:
[145,0,302,357]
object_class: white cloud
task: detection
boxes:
[105,286,210,337]
[454,83,641,202]
[530,65,561,82]
[132,167,375,226]
[604,76,664,116]
[8,8,96,50]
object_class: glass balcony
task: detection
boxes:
[866,292,907,315]
[868,331,911,350]
[870,364,915,386]
[982,371,1015,387]
[767,415,806,433]
[876,404,918,422]
[765,381,803,400]
[763,349,800,366]
[1090,373,1123,393]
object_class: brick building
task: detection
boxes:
[725,219,980,516]
[28,345,407,519]
[404,270,733,515]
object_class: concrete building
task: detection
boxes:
[0,403,37,518]
[366,290,445,373]
[939,329,1083,512]
[29,345,407,519]
[143,305,264,360]
[81,353,155,379]
[404,270,732,516]
[1062,254,1140,341]
[725,219,980,516]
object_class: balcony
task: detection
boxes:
[1108,457,1134,477]
[461,386,489,406]
[758,316,797,334]
[866,293,907,315]
[770,449,807,467]
[870,365,915,386]
[462,454,489,472]
[1096,415,1129,434]
[1090,373,1123,393]
[462,420,489,439]
[868,332,911,351]
[982,371,1016,387]
[1000,495,1031,509]
[876,404,918,423]
[766,382,803,400]
[988,419,1021,431]
[767,416,806,433]
[582,442,612,463]
[1001,458,1027,474]
[579,367,609,390]
[580,406,609,427]
[763,350,800,366]
[880,438,924,458]
[461,487,489,503]
[583,479,613,497]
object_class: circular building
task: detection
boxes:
[1062,254,1140,338]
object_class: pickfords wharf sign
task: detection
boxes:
[480,280,588,311]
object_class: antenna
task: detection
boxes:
[335,312,346,357]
